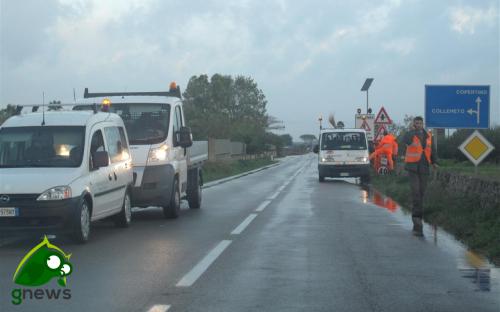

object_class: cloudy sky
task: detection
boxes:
[1,0,499,139]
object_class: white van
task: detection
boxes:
[78,83,206,219]
[0,108,134,243]
[313,128,371,183]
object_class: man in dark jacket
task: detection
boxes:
[402,116,438,236]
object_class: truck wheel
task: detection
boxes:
[319,175,325,182]
[72,199,91,244]
[360,175,371,184]
[187,170,202,209]
[163,178,180,219]
[114,191,132,228]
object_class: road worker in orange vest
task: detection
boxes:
[402,116,438,236]
[369,130,397,171]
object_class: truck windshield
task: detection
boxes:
[0,126,85,168]
[109,103,170,145]
[321,132,367,150]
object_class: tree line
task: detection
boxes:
[183,74,292,154]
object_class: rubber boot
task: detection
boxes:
[412,217,423,236]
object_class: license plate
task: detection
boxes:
[0,207,18,217]
[340,173,349,177]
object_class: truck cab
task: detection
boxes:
[78,82,204,219]
[314,128,371,183]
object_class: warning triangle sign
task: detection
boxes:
[375,106,392,124]
[361,119,371,131]
[374,124,387,141]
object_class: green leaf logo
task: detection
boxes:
[13,236,73,287]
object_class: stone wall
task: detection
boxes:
[431,171,500,209]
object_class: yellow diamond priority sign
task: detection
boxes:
[459,130,494,166]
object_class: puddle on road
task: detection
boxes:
[359,186,500,293]
[360,188,399,213]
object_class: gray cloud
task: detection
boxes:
[1,0,498,139]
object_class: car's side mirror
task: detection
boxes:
[92,151,109,169]
[313,144,319,154]
[177,126,193,148]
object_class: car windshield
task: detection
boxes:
[321,132,367,150]
[108,103,170,145]
[0,126,85,168]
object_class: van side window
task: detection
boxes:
[90,130,105,170]
[172,107,179,133]
[104,127,128,163]
[175,106,183,127]
[172,106,182,145]
[118,127,129,160]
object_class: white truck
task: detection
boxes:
[313,128,371,183]
[77,82,207,218]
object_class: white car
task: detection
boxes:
[0,108,134,243]
[313,128,371,183]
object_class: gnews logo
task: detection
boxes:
[11,236,73,305]
[11,288,71,305]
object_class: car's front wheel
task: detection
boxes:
[114,191,132,228]
[72,199,90,244]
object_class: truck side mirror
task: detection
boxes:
[177,126,193,148]
[313,144,319,154]
[92,151,109,169]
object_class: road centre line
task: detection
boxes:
[176,240,232,287]
[255,200,272,212]
[147,305,170,312]
[268,191,280,200]
[231,214,258,235]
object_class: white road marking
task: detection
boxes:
[231,214,258,235]
[255,200,272,212]
[0,237,21,247]
[176,240,232,287]
[268,191,280,200]
[147,305,170,312]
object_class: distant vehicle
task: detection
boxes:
[0,108,134,243]
[78,82,207,219]
[313,128,370,183]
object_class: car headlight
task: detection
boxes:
[321,156,334,162]
[37,186,72,201]
[148,144,169,162]
[355,157,369,163]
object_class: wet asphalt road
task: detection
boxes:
[0,154,499,312]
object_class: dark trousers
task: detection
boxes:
[409,171,428,218]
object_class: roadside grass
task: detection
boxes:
[438,159,500,181]
[371,172,500,266]
[203,158,277,183]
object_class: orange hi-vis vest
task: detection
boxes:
[405,131,432,164]
[379,134,396,153]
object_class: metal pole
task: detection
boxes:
[366,90,369,114]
